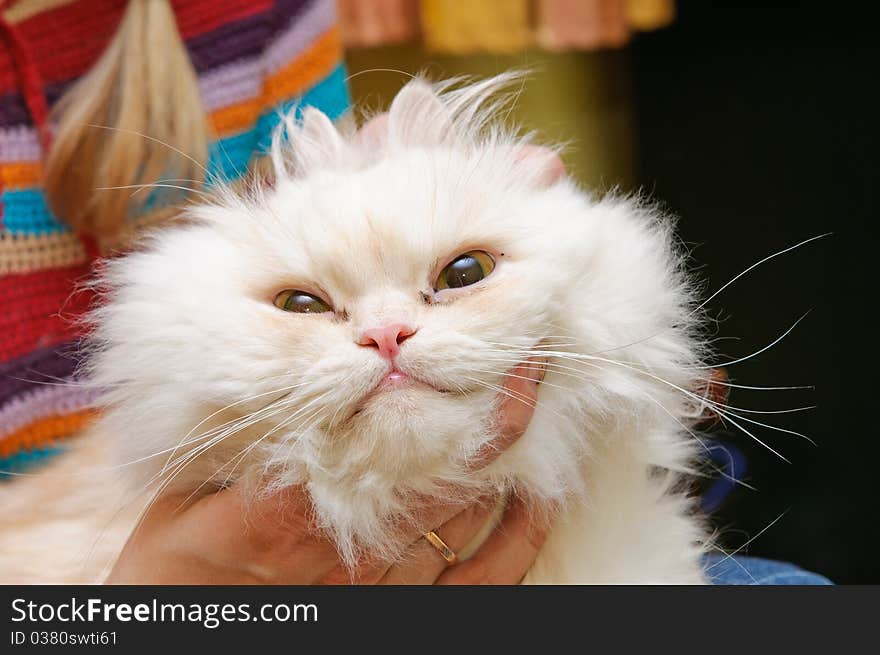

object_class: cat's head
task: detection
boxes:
[88,75,701,562]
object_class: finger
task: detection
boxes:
[469,357,546,471]
[435,496,551,585]
[379,497,499,584]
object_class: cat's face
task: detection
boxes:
[92,77,697,561]
[156,145,577,482]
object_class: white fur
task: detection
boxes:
[0,76,716,583]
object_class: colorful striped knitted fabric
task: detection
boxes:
[0,0,350,473]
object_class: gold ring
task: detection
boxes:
[423,530,458,565]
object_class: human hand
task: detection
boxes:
[105,359,548,584]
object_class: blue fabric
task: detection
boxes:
[700,440,748,514]
[207,64,350,182]
[0,446,65,479]
[705,554,832,585]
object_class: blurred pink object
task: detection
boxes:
[538,0,630,50]
[338,0,421,47]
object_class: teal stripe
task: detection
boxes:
[1,64,351,235]
[0,189,69,236]
[207,63,350,182]
[0,446,64,479]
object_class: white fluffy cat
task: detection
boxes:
[0,75,720,583]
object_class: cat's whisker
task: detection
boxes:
[130,393,315,519]
[480,348,810,458]
[692,234,830,316]
[156,383,311,479]
[0,398,289,480]
[485,314,814,373]
[488,353,817,416]
[227,403,328,492]
[344,67,417,84]
[155,395,306,488]
[86,124,218,184]
[173,402,328,513]
[462,377,536,410]
[494,348,813,417]
[705,509,790,573]
[705,312,811,370]
[72,402,292,571]
[78,402,288,574]
[703,534,760,584]
[0,372,108,389]
[215,393,332,489]
[634,385,757,491]
[708,382,814,392]
[156,386,332,488]
[471,361,754,488]
[461,375,571,425]
[95,183,211,200]
[119,402,298,543]
[545,354,794,461]
[532,251,819,364]
[468,368,574,395]
[706,406,817,447]
[485,347,814,392]
[323,372,365,429]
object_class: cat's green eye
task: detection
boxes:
[435,250,496,291]
[273,290,331,313]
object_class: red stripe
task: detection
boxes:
[0,0,273,94]
[172,0,272,41]
[0,0,126,94]
[0,262,95,361]
[0,9,51,150]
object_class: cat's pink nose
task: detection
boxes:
[358,323,417,360]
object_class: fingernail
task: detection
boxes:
[527,357,547,384]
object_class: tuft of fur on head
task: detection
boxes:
[84,74,713,568]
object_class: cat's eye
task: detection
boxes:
[273,290,331,313]
[435,251,496,291]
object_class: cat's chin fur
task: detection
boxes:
[0,75,715,583]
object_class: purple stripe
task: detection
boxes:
[0,82,68,130]
[263,0,334,72]
[0,126,40,163]
[0,0,331,135]
[199,59,264,113]
[0,93,29,130]
[184,0,312,73]
[0,384,99,437]
[0,344,82,407]
[198,0,334,112]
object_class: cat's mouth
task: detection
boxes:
[350,365,449,417]
[378,369,429,389]
[372,365,449,396]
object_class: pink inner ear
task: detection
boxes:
[356,113,389,146]
[516,145,566,186]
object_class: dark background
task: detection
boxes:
[630,3,878,583]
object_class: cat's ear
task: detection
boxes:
[355,112,389,148]
[295,107,345,169]
[272,107,345,178]
[387,78,453,148]
[514,144,566,187]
